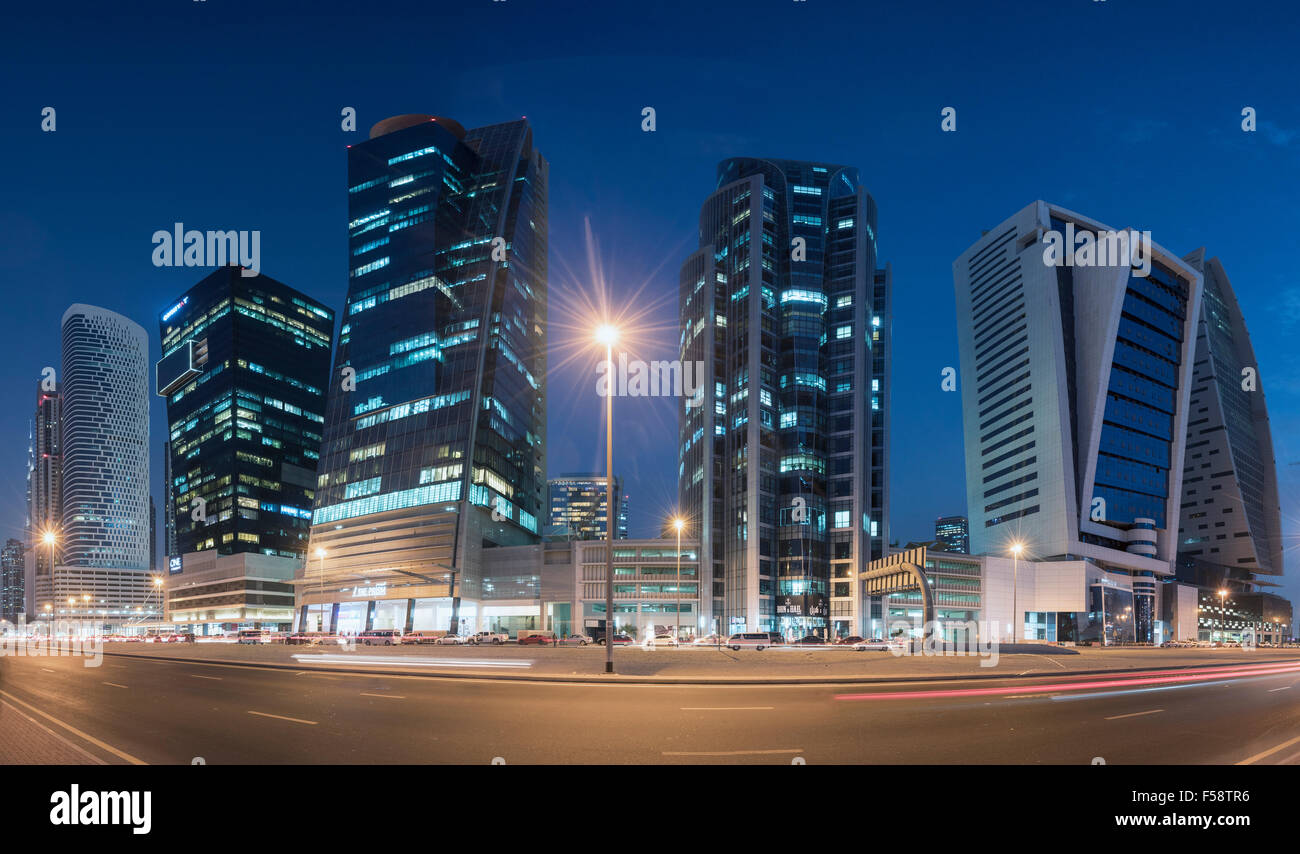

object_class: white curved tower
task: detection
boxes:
[60,304,151,570]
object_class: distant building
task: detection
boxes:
[934,516,969,553]
[548,474,628,541]
[26,381,62,618]
[1,539,24,625]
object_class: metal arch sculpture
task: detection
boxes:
[861,546,934,630]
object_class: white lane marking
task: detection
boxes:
[1268,686,1291,693]
[680,706,773,711]
[247,711,318,725]
[361,692,406,699]
[0,688,147,765]
[663,748,803,756]
[1105,708,1164,720]
[41,668,56,673]
[102,682,128,689]
[1237,733,1300,765]
[190,674,222,681]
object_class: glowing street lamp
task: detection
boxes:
[672,517,686,643]
[1218,588,1229,643]
[1009,542,1024,643]
[597,322,619,672]
[315,548,328,633]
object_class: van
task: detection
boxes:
[357,629,402,646]
[236,629,268,644]
[728,632,771,651]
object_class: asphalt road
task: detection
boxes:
[4,650,1300,764]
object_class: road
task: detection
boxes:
[4,650,1300,764]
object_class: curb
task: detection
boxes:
[94,649,1300,687]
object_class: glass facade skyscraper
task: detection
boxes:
[26,381,61,615]
[157,267,334,561]
[306,114,547,624]
[679,157,890,639]
[547,474,627,541]
[1,538,23,623]
[1175,250,1283,592]
[61,304,151,570]
[934,516,969,553]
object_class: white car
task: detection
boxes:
[852,638,905,651]
[644,634,679,648]
[434,634,466,645]
[559,634,593,646]
[469,631,509,645]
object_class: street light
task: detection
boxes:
[315,547,328,633]
[1009,542,1024,643]
[596,323,619,673]
[1218,588,1228,643]
[672,517,685,643]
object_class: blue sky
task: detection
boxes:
[2,0,1298,601]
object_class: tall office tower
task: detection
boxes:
[27,382,62,616]
[45,305,152,626]
[547,474,628,540]
[1175,250,1283,592]
[1,539,23,624]
[162,440,177,561]
[934,515,969,553]
[954,202,1202,644]
[157,267,334,559]
[306,114,547,633]
[679,158,890,639]
[61,305,151,569]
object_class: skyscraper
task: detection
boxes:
[43,305,152,624]
[547,474,628,540]
[934,516,969,553]
[157,267,334,559]
[61,305,151,569]
[1,539,23,624]
[1174,251,1283,593]
[26,381,61,617]
[953,202,1202,643]
[679,157,890,639]
[304,114,548,635]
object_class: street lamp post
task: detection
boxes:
[672,517,685,643]
[315,548,327,633]
[1010,543,1023,644]
[1218,588,1228,643]
[597,324,618,673]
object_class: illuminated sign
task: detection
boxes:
[161,296,189,322]
[351,584,388,598]
[168,556,183,574]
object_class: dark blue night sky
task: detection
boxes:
[2,0,1297,601]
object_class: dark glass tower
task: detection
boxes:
[1176,251,1283,591]
[547,474,627,541]
[680,158,890,639]
[309,114,547,609]
[157,267,334,560]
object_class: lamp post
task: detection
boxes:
[672,517,685,643]
[315,548,327,633]
[596,323,618,673]
[1218,588,1228,643]
[1009,543,1023,643]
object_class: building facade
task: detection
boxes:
[1174,251,1284,599]
[26,381,62,617]
[157,267,335,560]
[546,473,628,540]
[38,305,153,627]
[679,157,890,639]
[302,114,548,630]
[953,202,1202,644]
[934,515,969,553]
[1,539,24,625]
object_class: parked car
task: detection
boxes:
[791,635,826,646]
[401,630,444,645]
[434,634,466,645]
[727,632,771,650]
[851,638,898,651]
[692,633,726,646]
[835,636,865,646]
[518,631,557,646]
[765,632,786,646]
[559,634,593,646]
[167,632,196,643]
[595,633,634,646]
[644,634,679,648]
[357,629,403,646]
[237,628,272,644]
[469,631,509,645]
